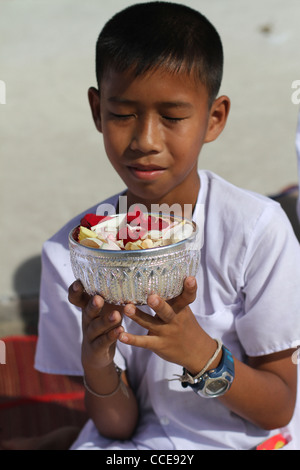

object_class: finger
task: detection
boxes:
[84,305,123,341]
[82,294,105,332]
[106,324,124,342]
[68,281,90,308]
[123,303,163,330]
[82,324,124,366]
[90,323,124,348]
[118,330,160,350]
[168,276,197,313]
[147,295,176,323]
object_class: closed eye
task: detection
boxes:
[110,112,135,120]
[162,116,188,123]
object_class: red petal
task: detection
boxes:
[126,206,147,227]
[147,215,169,231]
[72,226,80,242]
[80,213,112,229]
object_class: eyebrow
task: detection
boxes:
[160,101,193,109]
[107,96,193,109]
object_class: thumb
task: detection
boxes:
[68,281,91,309]
[168,276,197,313]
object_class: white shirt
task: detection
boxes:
[35,170,300,450]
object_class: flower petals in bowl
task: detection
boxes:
[69,211,201,305]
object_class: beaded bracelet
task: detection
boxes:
[83,364,129,398]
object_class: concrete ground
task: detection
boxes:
[1,0,300,336]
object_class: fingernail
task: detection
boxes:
[148,296,159,307]
[109,311,115,322]
[114,326,123,337]
[73,281,80,292]
[120,333,128,343]
[125,305,135,316]
[186,277,196,288]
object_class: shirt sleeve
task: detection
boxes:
[34,237,84,375]
[236,203,300,357]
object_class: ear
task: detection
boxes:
[204,95,230,143]
[88,87,102,133]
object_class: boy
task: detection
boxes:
[34,2,300,450]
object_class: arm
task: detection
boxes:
[68,282,139,440]
[219,349,297,430]
[119,277,297,430]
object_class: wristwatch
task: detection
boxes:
[181,346,235,398]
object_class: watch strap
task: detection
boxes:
[181,345,235,397]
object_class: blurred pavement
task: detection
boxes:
[1,0,300,335]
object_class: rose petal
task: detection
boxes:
[80,213,112,229]
[126,206,148,228]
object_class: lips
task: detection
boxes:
[128,163,166,180]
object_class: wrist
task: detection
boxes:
[84,363,129,399]
[184,337,222,375]
[84,362,120,396]
[179,343,235,398]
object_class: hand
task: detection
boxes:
[68,281,139,441]
[118,277,208,370]
[68,281,124,371]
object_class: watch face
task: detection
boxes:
[205,379,228,396]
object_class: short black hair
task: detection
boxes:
[95,1,223,105]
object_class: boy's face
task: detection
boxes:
[89,67,229,209]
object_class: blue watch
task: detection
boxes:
[181,346,235,398]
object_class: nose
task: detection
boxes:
[130,115,163,154]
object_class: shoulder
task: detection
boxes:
[198,170,299,286]
[199,169,288,236]
[200,169,277,211]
